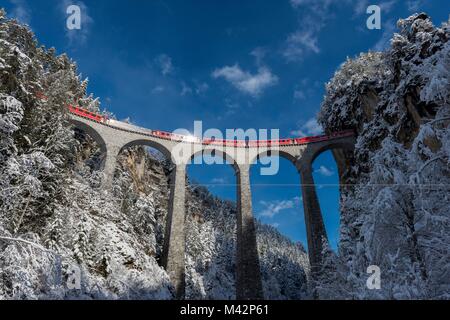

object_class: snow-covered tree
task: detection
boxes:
[317,13,449,299]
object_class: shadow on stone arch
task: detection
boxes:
[70,118,108,171]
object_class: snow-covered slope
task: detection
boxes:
[0,9,309,300]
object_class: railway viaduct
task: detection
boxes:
[69,112,355,300]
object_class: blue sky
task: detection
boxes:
[3,0,448,251]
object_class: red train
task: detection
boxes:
[68,105,354,146]
[68,105,105,123]
[202,138,246,148]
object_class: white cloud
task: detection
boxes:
[406,0,423,12]
[354,0,398,16]
[151,85,164,94]
[212,64,278,97]
[258,199,295,218]
[379,0,398,13]
[289,0,334,10]
[155,54,173,76]
[9,0,31,24]
[290,129,305,136]
[211,177,227,184]
[223,99,240,117]
[287,0,399,61]
[315,165,334,177]
[353,0,369,15]
[293,89,306,100]
[289,0,304,8]
[283,29,320,61]
[283,0,338,62]
[270,222,280,228]
[373,19,396,51]
[303,118,323,135]
[293,78,314,100]
[250,47,267,66]
[62,0,94,46]
[180,81,193,96]
[180,81,208,96]
[291,118,323,137]
[195,82,209,95]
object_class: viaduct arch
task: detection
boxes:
[69,112,355,300]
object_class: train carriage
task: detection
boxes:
[69,105,105,123]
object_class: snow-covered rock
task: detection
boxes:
[317,13,449,300]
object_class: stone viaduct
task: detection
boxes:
[69,112,355,300]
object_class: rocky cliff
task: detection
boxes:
[317,13,449,299]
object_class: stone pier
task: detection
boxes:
[162,164,187,299]
[236,164,264,300]
[299,163,328,269]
